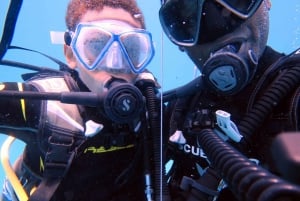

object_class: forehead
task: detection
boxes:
[79,6,142,29]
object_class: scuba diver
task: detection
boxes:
[160,0,300,200]
[0,0,164,200]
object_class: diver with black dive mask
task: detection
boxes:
[160,0,267,95]
[160,0,300,200]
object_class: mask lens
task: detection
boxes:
[216,0,263,18]
[159,0,203,46]
[120,31,154,73]
[72,25,112,70]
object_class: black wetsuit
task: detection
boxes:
[0,72,153,201]
[165,46,300,201]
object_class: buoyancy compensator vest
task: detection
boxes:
[12,72,148,201]
[22,73,88,201]
[166,47,300,201]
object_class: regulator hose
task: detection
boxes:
[193,129,300,201]
[136,80,171,201]
[238,65,300,146]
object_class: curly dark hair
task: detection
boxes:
[65,0,145,31]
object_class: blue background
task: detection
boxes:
[0,0,299,191]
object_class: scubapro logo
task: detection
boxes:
[122,98,131,111]
[182,144,207,158]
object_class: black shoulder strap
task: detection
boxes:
[29,130,84,201]
[28,75,86,201]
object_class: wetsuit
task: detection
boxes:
[165,46,300,201]
[0,71,155,201]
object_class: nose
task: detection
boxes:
[104,41,124,69]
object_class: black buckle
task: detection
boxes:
[180,176,219,197]
[43,135,75,178]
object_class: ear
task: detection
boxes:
[64,44,77,69]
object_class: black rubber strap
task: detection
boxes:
[29,179,61,201]
[29,132,77,201]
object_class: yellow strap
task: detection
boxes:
[17,82,27,121]
[1,136,28,201]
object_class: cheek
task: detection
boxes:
[77,67,91,82]
[78,68,108,83]
[185,46,207,68]
[77,69,112,93]
[247,8,269,56]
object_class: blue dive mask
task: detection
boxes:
[65,20,155,73]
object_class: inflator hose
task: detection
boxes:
[137,80,171,201]
[193,129,300,201]
[238,66,300,146]
[1,136,28,201]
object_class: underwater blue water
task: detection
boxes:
[0,0,299,195]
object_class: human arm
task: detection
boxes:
[0,82,41,144]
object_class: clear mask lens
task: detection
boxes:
[70,21,155,73]
[120,31,153,71]
[75,27,111,67]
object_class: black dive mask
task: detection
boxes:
[159,0,264,46]
[202,43,258,95]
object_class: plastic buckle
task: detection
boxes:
[44,135,75,178]
[215,110,243,142]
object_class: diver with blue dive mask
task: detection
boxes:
[64,19,155,96]
[160,0,300,200]
[0,0,164,201]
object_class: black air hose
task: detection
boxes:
[0,0,23,60]
[193,129,300,201]
[136,80,171,201]
[238,66,300,144]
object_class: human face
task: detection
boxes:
[183,0,270,70]
[64,7,147,93]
